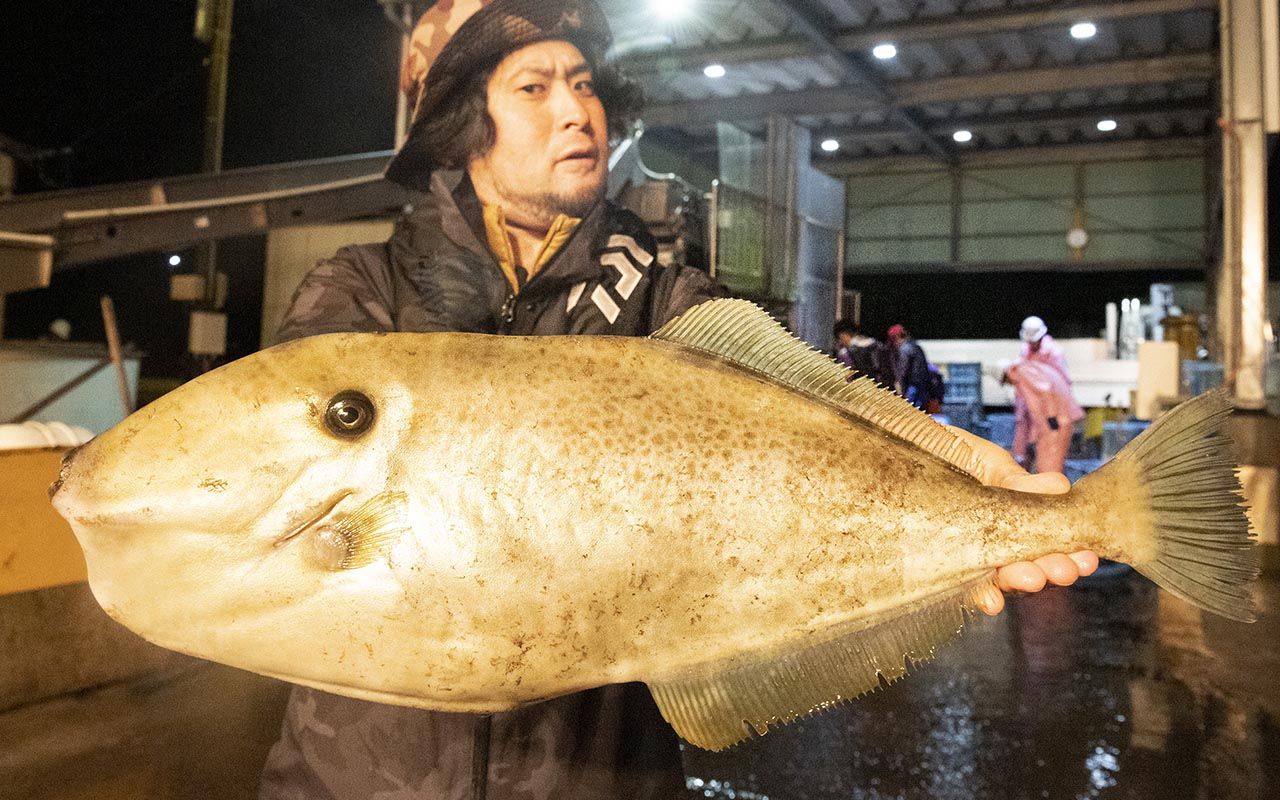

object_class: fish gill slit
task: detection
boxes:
[273,491,354,548]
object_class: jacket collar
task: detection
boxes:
[389,170,615,292]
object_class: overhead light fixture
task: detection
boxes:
[1070,22,1097,40]
[168,255,183,267]
[953,130,973,143]
[703,63,726,79]
[872,43,898,60]
[650,0,692,21]
[1096,118,1118,132]
[820,139,840,152]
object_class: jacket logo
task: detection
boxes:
[567,235,655,325]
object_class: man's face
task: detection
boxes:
[468,40,609,226]
[836,332,854,349]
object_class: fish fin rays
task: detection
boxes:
[652,299,979,479]
[1088,388,1258,622]
[333,491,411,569]
[646,571,995,751]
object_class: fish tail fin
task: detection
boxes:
[1075,388,1257,622]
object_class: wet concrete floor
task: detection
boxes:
[682,570,1280,800]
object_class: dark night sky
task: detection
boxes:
[0,0,401,378]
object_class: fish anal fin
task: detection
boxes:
[647,572,995,751]
[651,299,978,478]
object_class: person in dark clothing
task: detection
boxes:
[257,2,1098,797]
[887,323,932,410]
[832,319,890,386]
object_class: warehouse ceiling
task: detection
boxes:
[604,0,1217,163]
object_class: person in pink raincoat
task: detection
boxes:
[1004,357,1085,475]
[1019,315,1069,379]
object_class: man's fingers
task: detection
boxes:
[975,582,1005,616]
[1068,550,1100,576]
[999,471,1072,495]
[1034,553,1080,586]
[995,561,1047,594]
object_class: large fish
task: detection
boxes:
[50,299,1256,750]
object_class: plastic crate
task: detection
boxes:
[940,362,982,406]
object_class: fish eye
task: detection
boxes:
[324,391,375,438]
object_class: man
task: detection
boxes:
[259,2,1095,797]
[887,323,932,409]
[832,319,889,386]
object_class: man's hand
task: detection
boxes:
[947,426,1099,616]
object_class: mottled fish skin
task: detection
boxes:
[53,331,1134,712]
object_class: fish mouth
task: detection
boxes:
[48,443,86,502]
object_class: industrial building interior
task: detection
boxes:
[1,0,1277,798]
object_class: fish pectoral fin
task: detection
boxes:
[646,571,996,752]
[651,299,979,479]
[326,491,411,569]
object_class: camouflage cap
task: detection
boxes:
[386,0,613,189]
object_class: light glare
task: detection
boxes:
[953,129,973,143]
[1071,22,1097,39]
[872,43,898,60]
[650,0,691,20]
[820,139,840,152]
[703,63,726,79]
[1097,119,1118,132]
[168,255,182,267]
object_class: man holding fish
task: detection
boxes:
[48,1,1128,797]
[256,1,1099,797]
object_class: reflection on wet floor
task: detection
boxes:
[682,570,1280,800]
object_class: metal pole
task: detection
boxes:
[1215,0,1271,409]
[197,0,235,309]
[395,3,415,148]
[100,296,134,416]
[707,179,719,279]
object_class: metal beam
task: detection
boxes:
[52,176,409,268]
[641,52,1216,129]
[760,0,951,161]
[620,0,1216,75]
[842,258,1207,276]
[1214,0,1272,408]
[0,175,409,277]
[822,136,1210,176]
[815,99,1213,143]
[0,151,395,234]
[0,232,54,294]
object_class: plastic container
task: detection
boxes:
[0,421,95,451]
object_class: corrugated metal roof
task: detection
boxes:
[604,0,1218,161]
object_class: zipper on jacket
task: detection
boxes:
[499,292,517,332]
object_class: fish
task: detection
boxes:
[49,298,1257,751]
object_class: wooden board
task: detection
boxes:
[0,449,87,596]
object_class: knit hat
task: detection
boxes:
[386,0,613,188]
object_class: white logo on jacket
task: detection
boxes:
[567,234,655,324]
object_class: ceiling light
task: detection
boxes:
[1070,22,1097,40]
[1097,118,1118,132]
[168,255,182,267]
[872,43,898,60]
[650,0,692,21]
[952,130,973,143]
[703,63,726,79]
[820,139,840,152]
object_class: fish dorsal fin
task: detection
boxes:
[647,572,995,751]
[652,298,978,478]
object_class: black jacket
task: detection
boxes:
[259,171,723,800]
